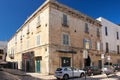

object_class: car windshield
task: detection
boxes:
[56,68,62,71]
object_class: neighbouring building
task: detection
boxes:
[6,0,102,74]
[97,17,120,65]
[0,41,7,66]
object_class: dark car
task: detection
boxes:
[83,66,102,76]
[113,64,120,71]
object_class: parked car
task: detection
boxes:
[55,67,85,80]
[102,65,115,75]
[113,64,120,71]
[83,66,102,76]
[0,66,3,71]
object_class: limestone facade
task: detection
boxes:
[0,41,7,64]
[97,17,120,65]
[7,0,102,74]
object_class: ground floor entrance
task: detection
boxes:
[35,56,42,73]
[61,57,71,67]
[84,55,91,67]
[22,51,35,72]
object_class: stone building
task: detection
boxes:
[97,17,120,65]
[0,41,7,65]
[6,0,102,74]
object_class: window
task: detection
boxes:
[0,49,4,54]
[26,39,29,48]
[85,23,89,33]
[97,28,100,37]
[0,56,2,59]
[15,36,17,44]
[62,34,69,46]
[36,35,40,45]
[20,31,22,40]
[36,16,41,28]
[20,44,22,52]
[62,14,68,26]
[37,16,40,24]
[105,27,108,36]
[83,39,92,49]
[117,32,119,40]
[27,24,30,34]
[106,42,109,53]
[96,42,100,50]
[117,45,119,54]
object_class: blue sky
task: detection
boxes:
[0,0,120,41]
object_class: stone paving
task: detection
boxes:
[2,68,120,80]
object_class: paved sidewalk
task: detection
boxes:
[2,68,28,76]
[3,68,56,80]
[2,68,120,80]
[26,73,56,80]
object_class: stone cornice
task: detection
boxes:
[8,0,102,42]
[50,1,102,27]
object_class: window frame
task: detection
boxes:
[62,33,70,46]
[85,23,89,33]
[62,14,68,27]
[117,45,119,54]
[97,28,100,37]
[105,26,108,36]
[117,32,119,40]
[106,42,109,53]
[36,34,40,46]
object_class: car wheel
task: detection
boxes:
[105,72,110,75]
[80,73,84,77]
[63,74,69,80]
[56,77,60,80]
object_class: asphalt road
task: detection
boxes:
[1,70,120,80]
[0,71,18,80]
[0,71,40,80]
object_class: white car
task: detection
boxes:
[55,67,85,80]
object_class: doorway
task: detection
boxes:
[36,59,40,73]
[84,55,91,67]
[61,57,71,67]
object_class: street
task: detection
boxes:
[0,71,18,80]
[0,71,41,80]
[1,70,120,80]
[68,73,120,80]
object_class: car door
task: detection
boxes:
[73,68,79,77]
[66,67,73,77]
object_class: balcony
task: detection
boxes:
[36,23,41,33]
[9,54,14,59]
[26,31,30,35]
[36,22,41,28]
[56,45,76,54]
